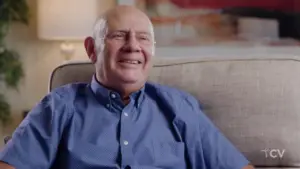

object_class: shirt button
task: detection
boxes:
[123,140,129,145]
[111,93,116,99]
[124,112,128,117]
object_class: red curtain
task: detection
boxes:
[170,0,296,11]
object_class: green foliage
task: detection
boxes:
[0,49,24,88]
[0,0,30,23]
[0,94,11,126]
[0,0,29,126]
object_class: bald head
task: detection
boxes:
[92,5,154,54]
[105,5,151,24]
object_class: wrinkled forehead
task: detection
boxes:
[106,12,153,35]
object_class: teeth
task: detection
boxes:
[122,60,139,64]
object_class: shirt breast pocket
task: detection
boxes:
[152,141,186,169]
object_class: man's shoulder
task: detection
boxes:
[146,82,203,126]
[145,82,197,102]
[145,82,200,114]
[49,82,90,99]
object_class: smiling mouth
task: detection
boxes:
[118,60,142,64]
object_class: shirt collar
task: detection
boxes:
[90,75,145,108]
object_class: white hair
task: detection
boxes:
[92,16,108,56]
[91,15,156,57]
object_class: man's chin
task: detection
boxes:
[114,70,145,84]
[115,72,139,82]
[119,77,139,84]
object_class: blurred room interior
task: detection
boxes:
[1,0,300,152]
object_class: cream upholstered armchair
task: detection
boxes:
[13,55,300,168]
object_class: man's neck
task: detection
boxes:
[95,75,143,104]
[122,96,131,105]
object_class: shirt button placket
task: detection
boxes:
[120,108,133,167]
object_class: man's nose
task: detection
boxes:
[122,35,141,53]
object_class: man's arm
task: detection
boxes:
[0,92,70,169]
[182,94,254,169]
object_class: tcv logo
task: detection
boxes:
[261,149,286,159]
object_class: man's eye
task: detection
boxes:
[139,36,149,41]
[112,34,125,39]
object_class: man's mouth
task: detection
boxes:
[119,60,142,64]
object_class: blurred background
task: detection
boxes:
[137,0,300,46]
[1,0,300,147]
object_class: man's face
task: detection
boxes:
[97,12,155,85]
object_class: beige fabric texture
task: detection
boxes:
[50,56,300,168]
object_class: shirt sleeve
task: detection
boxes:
[184,96,250,169]
[0,92,70,169]
[199,113,250,169]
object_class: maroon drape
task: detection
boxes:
[170,0,298,11]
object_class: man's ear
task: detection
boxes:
[84,37,97,63]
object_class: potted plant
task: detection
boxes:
[0,0,29,126]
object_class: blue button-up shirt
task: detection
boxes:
[0,77,249,169]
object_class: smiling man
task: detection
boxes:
[0,5,254,169]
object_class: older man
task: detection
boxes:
[0,5,254,169]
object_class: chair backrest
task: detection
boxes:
[50,55,300,168]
